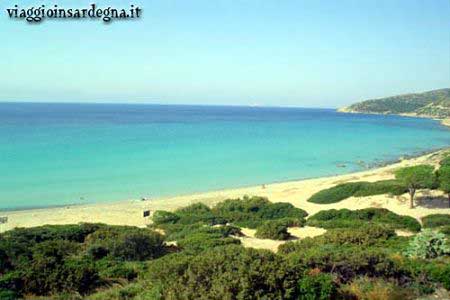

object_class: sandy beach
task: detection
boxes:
[2,148,450,237]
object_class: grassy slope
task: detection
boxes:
[341,88,450,118]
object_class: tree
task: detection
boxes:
[395,165,436,208]
[438,165,450,208]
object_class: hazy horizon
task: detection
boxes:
[1,0,449,107]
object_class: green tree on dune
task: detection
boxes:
[437,165,450,208]
[395,165,436,209]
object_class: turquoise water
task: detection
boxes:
[0,103,449,210]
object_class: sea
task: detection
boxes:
[1,102,449,210]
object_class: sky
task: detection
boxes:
[0,0,449,108]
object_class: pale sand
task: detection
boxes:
[237,226,327,252]
[1,149,450,251]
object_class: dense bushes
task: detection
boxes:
[279,225,398,255]
[150,197,307,252]
[440,155,450,167]
[152,196,308,229]
[85,226,166,261]
[340,277,415,299]
[307,180,407,204]
[306,208,422,232]
[150,222,242,254]
[0,224,167,297]
[176,231,241,254]
[286,244,409,283]
[422,214,450,228]
[255,220,291,240]
[143,245,302,299]
[213,196,308,228]
[307,182,364,204]
[297,270,337,300]
[404,229,450,259]
[1,198,449,299]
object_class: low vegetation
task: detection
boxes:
[278,225,450,297]
[438,165,450,207]
[342,88,450,118]
[1,196,449,299]
[254,220,291,240]
[307,180,407,204]
[212,196,308,228]
[404,229,450,259]
[308,164,441,210]
[422,214,450,229]
[153,196,308,229]
[306,207,422,232]
[0,224,165,298]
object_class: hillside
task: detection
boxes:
[340,88,450,119]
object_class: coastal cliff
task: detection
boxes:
[339,88,450,125]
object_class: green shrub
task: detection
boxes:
[426,263,450,290]
[404,229,450,259]
[440,225,450,236]
[0,224,105,270]
[87,283,145,300]
[0,224,170,298]
[255,220,291,240]
[276,217,306,227]
[0,271,23,296]
[422,214,450,228]
[0,247,11,274]
[174,203,223,225]
[0,289,17,300]
[0,223,104,245]
[152,197,307,229]
[23,254,99,295]
[278,238,318,255]
[286,244,410,284]
[110,231,165,261]
[144,245,300,299]
[354,180,407,197]
[340,277,415,300]
[161,223,241,242]
[151,210,180,225]
[306,208,421,232]
[98,262,138,281]
[307,180,407,204]
[86,245,109,260]
[177,232,241,254]
[297,271,337,300]
[86,226,166,261]
[307,182,363,204]
[320,225,395,246]
[278,226,396,255]
[439,155,450,167]
[212,196,307,228]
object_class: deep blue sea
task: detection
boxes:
[1,102,449,210]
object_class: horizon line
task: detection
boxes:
[0,100,338,110]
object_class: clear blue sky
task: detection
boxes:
[0,0,449,107]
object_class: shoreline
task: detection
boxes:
[1,145,447,214]
[1,147,449,233]
[337,107,450,129]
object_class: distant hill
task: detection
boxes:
[339,88,450,119]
